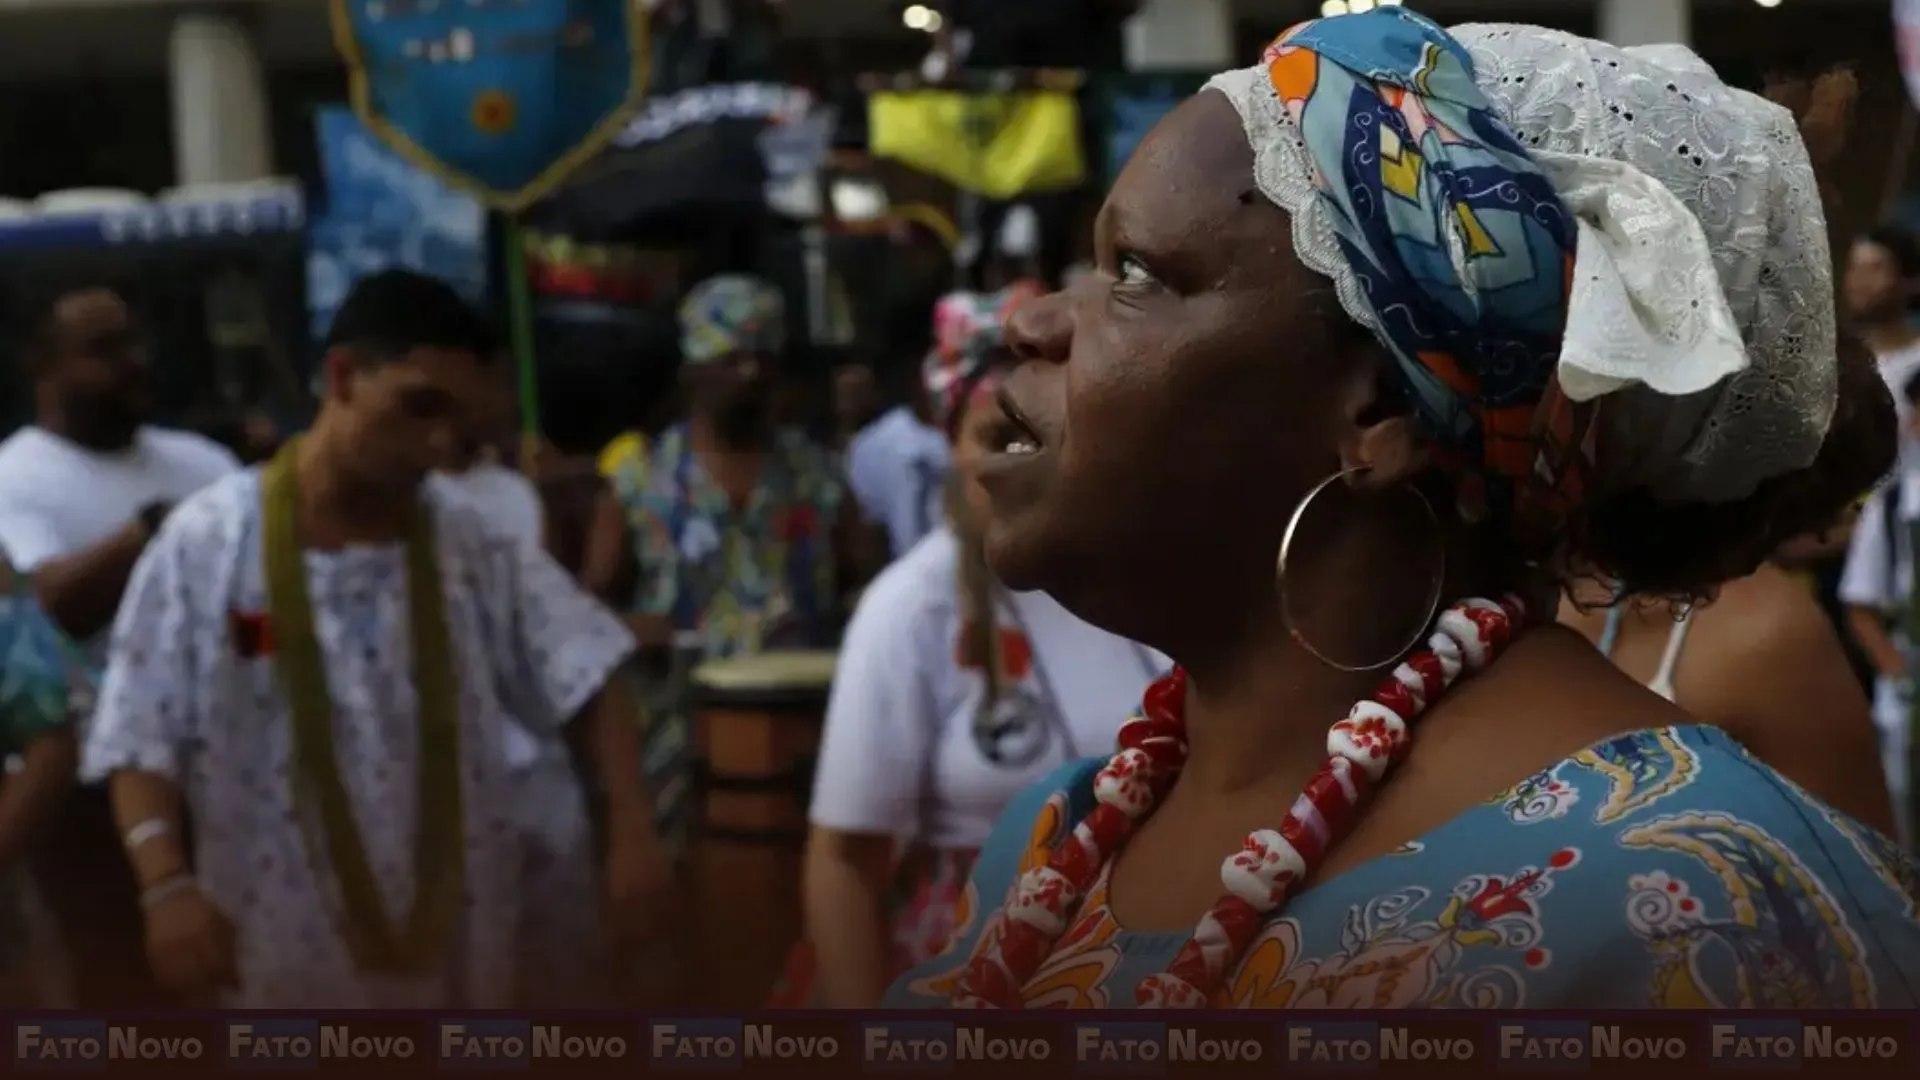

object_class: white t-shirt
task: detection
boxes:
[845,406,950,562]
[1835,470,1920,844]
[430,464,544,551]
[1840,472,1920,619]
[1878,341,1920,477]
[809,527,1168,851]
[0,425,241,572]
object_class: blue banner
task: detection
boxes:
[306,107,487,343]
[330,0,650,212]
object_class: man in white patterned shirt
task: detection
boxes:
[82,271,666,1007]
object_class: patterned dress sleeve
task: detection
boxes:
[80,512,204,782]
[496,540,639,730]
[616,462,678,620]
[883,758,1105,1007]
[0,562,78,753]
[1490,728,1920,1009]
[798,438,849,618]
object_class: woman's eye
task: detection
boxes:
[1117,255,1155,287]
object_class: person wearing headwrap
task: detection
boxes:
[580,274,875,892]
[781,285,1164,1008]
[883,8,1918,1010]
[841,289,1019,567]
[586,272,870,659]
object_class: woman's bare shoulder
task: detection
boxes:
[1686,566,1891,832]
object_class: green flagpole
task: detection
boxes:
[504,219,542,470]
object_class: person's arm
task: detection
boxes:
[496,538,667,939]
[560,662,671,954]
[576,675,657,861]
[81,502,237,992]
[802,828,897,1007]
[581,487,639,606]
[81,506,201,866]
[1847,606,1907,681]
[834,498,885,591]
[33,509,165,640]
[1717,584,1896,834]
[108,769,190,888]
[0,728,74,868]
[803,566,936,1006]
[1835,492,1906,679]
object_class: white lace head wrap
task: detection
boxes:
[1206,12,1836,507]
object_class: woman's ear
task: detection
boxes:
[1330,336,1429,489]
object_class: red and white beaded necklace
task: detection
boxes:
[947,594,1527,1009]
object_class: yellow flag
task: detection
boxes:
[869,90,1086,200]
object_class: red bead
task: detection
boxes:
[1211,895,1266,951]
[1302,759,1359,829]
[1084,802,1131,850]
[999,924,1046,974]
[1141,669,1186,721]
[1277,805,1326,865]
[966,958,1018,1007]
[1463,604,1511,649]
[1373,676,1418,721]
[1162,941,1207,985]
[1406,650,1447,699]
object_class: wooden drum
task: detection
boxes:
[686,651,837,1007]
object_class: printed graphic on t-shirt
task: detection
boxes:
[955,622,1056,767]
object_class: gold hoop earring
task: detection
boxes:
[1276,466,1446,673]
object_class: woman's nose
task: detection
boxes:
[1003,289,1072,364]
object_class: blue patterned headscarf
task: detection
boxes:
[679,274,787,365]
[1210,7,1582,530]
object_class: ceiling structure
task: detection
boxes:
[0,0,1884,79]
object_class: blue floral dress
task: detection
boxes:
[0,561,84,1000]
[885,726,1920,1008]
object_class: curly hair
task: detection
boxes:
[1561,68,1896,602]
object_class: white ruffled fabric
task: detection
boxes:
[1206,23,1837,506]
